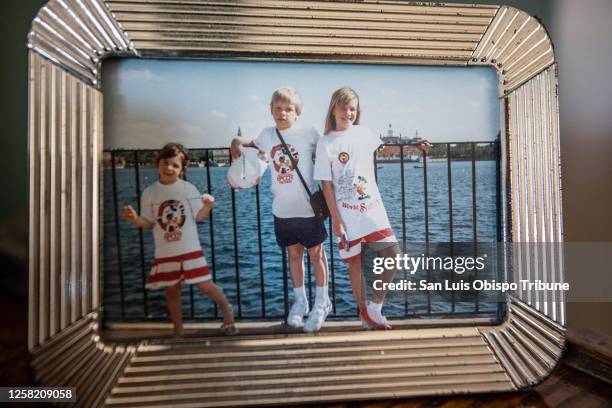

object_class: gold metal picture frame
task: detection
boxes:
[27,1,564,406]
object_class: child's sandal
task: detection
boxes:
[219,323,239,336]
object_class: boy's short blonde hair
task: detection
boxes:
[270,86,302,115]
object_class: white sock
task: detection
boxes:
[368,301,383,313]
[293,286,307,304]
[315,286,328,304]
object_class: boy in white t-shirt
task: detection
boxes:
[230,87,331,332]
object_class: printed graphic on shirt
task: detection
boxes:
[338,151,350,164]
[337,172,376,214]
[341,201,368,213]
[354,176,371,200]
[270,144,299,184]
[336,168,356,202]
[157,199,186,242]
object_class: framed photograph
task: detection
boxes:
[27,1,565,406]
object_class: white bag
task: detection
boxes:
[227,146,267,190]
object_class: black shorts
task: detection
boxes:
[274,216,328,249]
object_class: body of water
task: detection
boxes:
[103,160,500,322]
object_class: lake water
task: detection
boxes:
[103,160,499,322]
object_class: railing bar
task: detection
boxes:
[400,147,407,247]
[133,150,148,317]
[447,143,455,313]
[423,153,430,242]
[422,151,431,314]
[495,141,504,322]
[307,253,312,307]
[191,238,197,317]
[471,143,479,313]
[229,151,242,318]
[255,184,265,318]
[471,144,478,243]
[328,217,336,314]
[205,149,218,318]
[373,151,378,182]
[110,150,125,318]
[282,248,289,319]
[109,144,499,153]
[400,146,407,316]
[183,171,195,319]
[495,141,503,242]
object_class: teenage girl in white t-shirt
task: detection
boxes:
[314,87,429,330]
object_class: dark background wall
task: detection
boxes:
[0,2,47,302]
[1,1,47,221]
[550,0,612,339]
[1,0,610,345]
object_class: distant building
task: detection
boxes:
[381,124,422,144]
[378,125,423,162]
[211,149,229,164]
[381,123,402,144]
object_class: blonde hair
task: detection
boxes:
[324,87,361,135]
[270,86,302,115]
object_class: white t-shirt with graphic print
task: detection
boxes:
[140,179,203,259]
[253,125,321,218]
[313,125,391,240]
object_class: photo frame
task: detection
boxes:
[27,1,565,406]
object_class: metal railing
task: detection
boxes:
[103,141,501,323]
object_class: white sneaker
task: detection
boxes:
[286,301,309,328]
[304,300,332,333]
[360,303,392,330]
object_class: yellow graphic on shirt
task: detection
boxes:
[338,151,350,164]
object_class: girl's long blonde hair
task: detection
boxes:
[323,87,361,135]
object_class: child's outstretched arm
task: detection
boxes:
[196,194,214,222]
[322,181,347,245]
[230,137,257,160]
[123,205,154,229]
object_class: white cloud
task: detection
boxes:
[210,109,226,119]
[378,88,399,97]
[248,94,264,103]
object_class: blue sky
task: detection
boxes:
[102,59,499,149]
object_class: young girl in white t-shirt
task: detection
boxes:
[124,143,237,337]
[314,87,429,330]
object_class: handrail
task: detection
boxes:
[102,141,501,323]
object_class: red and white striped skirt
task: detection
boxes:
[338,227,397,262]
[146,250,211,289]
